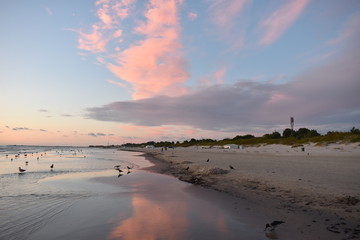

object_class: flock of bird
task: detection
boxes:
[9,149,133,179]
[6,151,55,174]
[5,150,81,174]
[114,164,133,177]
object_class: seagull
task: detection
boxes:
[229,165,235,170]
[25,161,29,165]
[264,221,285,232]
[18,167,26,173]
[206,158,210,162]
[115,168,123,173]
[114,165,121,169]
[126,166,133,170]
[50,164,54,170]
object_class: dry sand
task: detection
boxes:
[123,143,360,240]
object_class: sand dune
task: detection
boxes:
[123,143,360,239]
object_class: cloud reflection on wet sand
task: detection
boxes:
[108,194,188,240]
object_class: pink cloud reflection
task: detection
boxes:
[107,194,188,240]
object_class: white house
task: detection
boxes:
[145,145,155,149]
[224,144,241,149]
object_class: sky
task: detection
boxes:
[1,0,359,146]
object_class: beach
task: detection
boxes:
[124,143,360,239]
[1,144,359,239]
[0,146,273,240]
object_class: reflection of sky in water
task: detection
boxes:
[108,194,188,240]
[1,147,263,240]
[105,172,259,240]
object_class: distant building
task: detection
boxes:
[224,144,242,149]
[145,145,155,149]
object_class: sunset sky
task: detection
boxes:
[1,0,359,146]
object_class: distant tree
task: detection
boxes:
[296,128,310,138]
[308,129,321,137]
[350,127,360,134]
[282,128,294,138]
[326,131,337,136]
[243,134,255,139]
[233,134,255,140]
[271,131,281,139]
[294,128,320,138]
[265,131,281,139]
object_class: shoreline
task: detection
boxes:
[123,143,360,239]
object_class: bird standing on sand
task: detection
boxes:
[206,158,210,162]
[127,166,133,170]
[18,167,26,173]
[229,165,235,170]
[50,164,54,170]
[264,221,285,232]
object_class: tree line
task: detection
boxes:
[120,127,360,148]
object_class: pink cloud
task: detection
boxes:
[208,0,250,49]
[210,0,249,28]
[78,0,188,99]
[188,12,198,21]
[45,7,53,16]
[214,66,227,84]
[199,66,227,86]
[78,27,108,53]
[107,79,127,88]
[77,0,134,53]
[327,11,360,45]
[259,0,309,46]
[108,0,189,99]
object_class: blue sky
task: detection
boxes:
[1,0,359,145]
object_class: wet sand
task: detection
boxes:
[124,143,360,240]
[25,150,268,240]
[29,170,264,240]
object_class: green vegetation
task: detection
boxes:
[121,127,360,148]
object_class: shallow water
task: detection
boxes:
[0,146,266,240]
